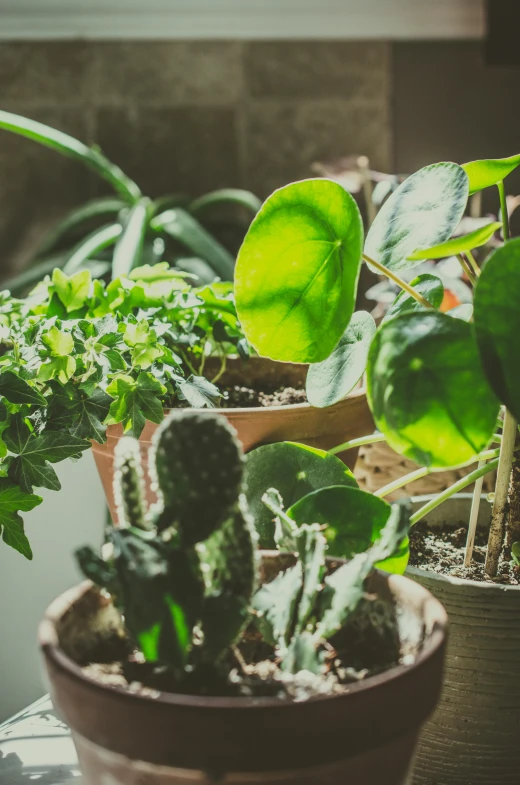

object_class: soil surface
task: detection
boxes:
[409,522,520,585]
[218,384,307,408]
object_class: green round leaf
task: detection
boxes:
[235,179,364,363]
[474,238,520,419]
[462,154,520,195]
[288,486,408,574]
[383,274,444,323]
[407,221,502,261]
[306,311,376,408]
[365,163,469,273]
[367,311,499,468]
[245,441,357,547]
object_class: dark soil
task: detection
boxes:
[80,598,407,701]
[409,522,520,585]
[218,384,307,408]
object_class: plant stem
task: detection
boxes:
[362,253,434,309]
[485,409,517,576]
[464,460,485,567]
[456,253,477,286]
[328,432,386,456]
[374,448,499,500]
[466,249,481,279]
[357,156,376,227]
[498,180,510,241]
[374,467,430,498]
[410,458,499,526]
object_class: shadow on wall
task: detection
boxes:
[0,453,105,723]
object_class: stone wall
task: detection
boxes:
[0,39,518,276]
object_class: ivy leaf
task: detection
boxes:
[0,479,42,559]
[52,268,91,313]
[106,372,165,437]
[37,356,76,384]
[47,387,113,443]
[4,416,91,493]
[0,371,47,406]
[42,325,74,356]
[178,375,222,408]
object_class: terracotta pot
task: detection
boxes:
[407,494,520,785]
[92,357,373,522]
[40,556,447,785]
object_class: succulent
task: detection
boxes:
[77,410,257,678]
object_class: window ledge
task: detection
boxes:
[0,0,486,41]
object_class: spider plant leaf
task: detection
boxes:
[63,224,123,275]
[112,199,151,280]
[189,189,262,219]
[34,198,127,259]
[0,110,141,204]
[152,208,235,281]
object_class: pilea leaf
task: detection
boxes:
[474,238,520,419]
[383,274,444,323]
[462,154,520,194]
[245,441,357,548]
[407,221,501,261]
[365,162,469,272]
[235,179,364,363]
[306,311,376,408]
[286,485,409,574]
[367,311,499,468]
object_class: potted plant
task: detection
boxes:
[0,110,261,293]
[233,153,520,784]
[39,410,447,784]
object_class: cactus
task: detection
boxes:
[76,410,256,680]
[113,436,148,530]
[149,410,245,545]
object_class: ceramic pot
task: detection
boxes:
[91,357,373,522]
[40,556,446,785]
[407,494,520,785]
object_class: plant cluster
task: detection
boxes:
[0,263,246,559]
[77,410,409,693]
[0,110,261,296]
[235,153,520,578]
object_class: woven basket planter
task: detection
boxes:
[354,441,496,500]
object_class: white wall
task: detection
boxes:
[0,452,105,723]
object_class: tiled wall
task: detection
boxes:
[0,39,518,277]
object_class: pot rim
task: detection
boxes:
[39,563,447,712]
[408,493,520,593]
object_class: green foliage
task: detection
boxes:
[474,238,520,421]
[0,264,248,558]
[285,485,409,574]
[252,499,410,674]
[462,154,520,194]
[383,274,444,323]
[407,221,502,261]
[77,411,256,675]
[365,162,469,272]
[245,441,357,548]
[305,311,376,408]
[235,179,363,363]
[367,311,499,467]
[0,110,260,295]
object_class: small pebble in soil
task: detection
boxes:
[218,385,307,409]
[409,521,520,585]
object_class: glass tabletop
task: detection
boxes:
[0,696,80,785]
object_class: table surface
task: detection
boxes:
[0,696,80,785]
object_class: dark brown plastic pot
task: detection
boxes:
[407,494,520,785]
[40,555,447,785]
[92,357,374,523]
